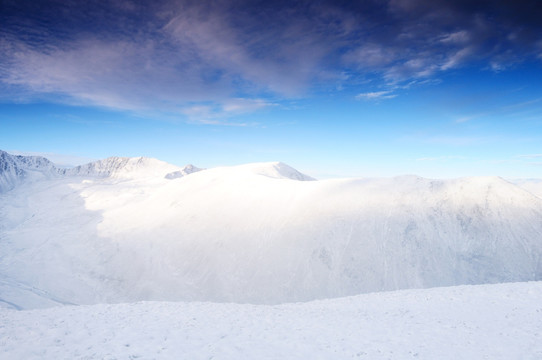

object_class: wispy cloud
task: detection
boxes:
[1,0,542,120]
[2,37,230,110]
[221,98,275,114]
[454,113,489,123]
[0,1,337,122]
[416,155,465,162]
[425,135,490,146]
[516,154,542,159]
[180,98,274,126]
[502,98,542,110]
[452,96,542,124]
[440,47,474,71]
[356,91,397,101]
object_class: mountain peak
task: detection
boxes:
[0,150,60,192]
[239,161,316,181]
[164,164,203,180]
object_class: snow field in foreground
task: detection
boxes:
[1,281,542,360]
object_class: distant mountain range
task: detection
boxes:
[1,150,541,309]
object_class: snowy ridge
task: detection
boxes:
[164,164,202,179]
[2,152,542,308]
[0,150,202,191]
[236,161,316,181]
[241,162,316,181]
[64,156,188,180]
[0,150,60,193]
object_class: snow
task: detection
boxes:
[0,150,59,193]
[64,156,194,180]
[2,150,542,358]
[233,161,316,181]
[513,178,542,199]
[1,151,542,308]
[164,164,202,179]
[1,281,541,359]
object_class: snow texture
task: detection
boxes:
[1,281,541,359]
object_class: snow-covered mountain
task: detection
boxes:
[0,150,60,193]
[164,164,202,179]
[233,161,316,181]
[0,151,201,192]
[1,150,542,309]
[64,156,201,180]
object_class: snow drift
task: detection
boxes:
[1,150,541,309]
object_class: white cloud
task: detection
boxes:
[221,98,275,113]
[180,98,274,125]
[344,44,397,69]
[439,30,470,44]
[440,47,474,70]
[355,91,397,101]
[2,38,229,112]
[384,56,439,82]
[453,112,489,123]
[162,6,329,97]
[0,2,331,119]
[3,0,542,120]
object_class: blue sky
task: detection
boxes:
[1,0,542,178]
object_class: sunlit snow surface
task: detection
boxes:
[1,151,542,308]
[1,282,542,359]
[1,151,542,358]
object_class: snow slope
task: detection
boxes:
[1,281,541,359]
[0,150,60,193]
[1,151,542,308]
[513,178,542,199]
